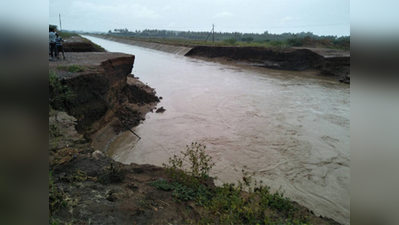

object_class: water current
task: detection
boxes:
[83,36,350,225]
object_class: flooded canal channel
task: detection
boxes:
[84,36,350,225]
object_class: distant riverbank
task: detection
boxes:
[86,34,350,84]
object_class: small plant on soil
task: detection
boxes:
[163,142,215,187]
[150,179,211,203]
[149,179,176,191]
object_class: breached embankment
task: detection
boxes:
[49,52,159,136]
[185,46,350,83]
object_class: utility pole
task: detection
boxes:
[204,24,215,43]
[59,14,62,31]
[212,24,215,43]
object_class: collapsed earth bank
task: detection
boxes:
[185,46,350,83]
[49,52,159,135]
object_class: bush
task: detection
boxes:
[150,179,211,203]
[287,38,304,47]
[49,70,75,111]
[269,40,285,47]
[163,142,214,187]
[241,37,254,43]
[149,179,176,191]
[223,38,237,45]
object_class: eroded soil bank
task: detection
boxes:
[49,52,159,135]
[185,46,350,83]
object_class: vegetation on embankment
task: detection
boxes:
[152,142,341,224]
[49,70,76,111]
[104,29,350,50]
[62,35,106,52]
[88,33,349,50]
[50,24,106,52]
[49,132,341,224]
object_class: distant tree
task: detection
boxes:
[224,38,237,45]
[242,37,254,43]
[287,37,304,46]
[108,30,112,34]
[49,24,57,31]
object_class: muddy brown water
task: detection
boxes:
[83,36,350,225]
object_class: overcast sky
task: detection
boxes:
[49,0,350,36]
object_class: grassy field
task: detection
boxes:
[57,31,78,39]
[99,34,349,50]
[102,35,290,48]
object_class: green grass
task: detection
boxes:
[91,42,106,52]
[57,65,85,73]
[149,179,177,191]
[57,31,78,39]
[80,37,107,52]
[150,179,211,203]
[49,70,75,111]
[105,34,290,48]
[102,34,349,50]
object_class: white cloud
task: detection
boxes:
[213,11,233,19]
[167,22,175,27]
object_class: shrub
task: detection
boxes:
[149,179,176,191]
[49,70,75,111]
[223,38,237,45]
[287,37,304,47]
[163,142,215,187]
[241,37,254,43]
[269,40,285,47]
[150,179,211,203]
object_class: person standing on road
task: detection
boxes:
[55,33,65,60]
[49,28,57,60]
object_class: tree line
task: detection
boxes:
[107,28,349,49]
